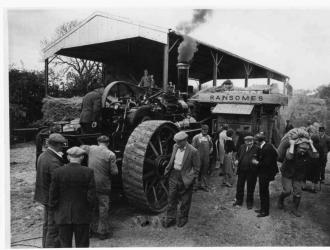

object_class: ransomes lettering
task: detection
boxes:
[208,94,265,103]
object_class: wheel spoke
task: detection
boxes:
[152,186,159,206]
[157,135,163,155]
[159,180,169,196]
[149,141,159,157]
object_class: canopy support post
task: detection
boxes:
[243,63,253,88]
[163,33,169,91]
[45,58,48,96]
[211,51,223,87]
[266,72,273,86]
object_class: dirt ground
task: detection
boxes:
[10,142,330,247]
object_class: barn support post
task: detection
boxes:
[199,81,202,90]
[245,75,249,88]
[213,53,218,86]
[162,33,169,91]
[266,72,273,86]
[210,51,223,87]
[45,58,48,96]
[244,63,253,88]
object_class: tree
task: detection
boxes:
[41,20,102,97]
[9,68,45,128]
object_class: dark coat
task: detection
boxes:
[237,144,260,174]
[281,148,319,181]
[319,134,330,161]
[80,88,103,124]
[34,149,64,206]
[257,143,278,181]
[49,163,96,225]
[164,143,200,188]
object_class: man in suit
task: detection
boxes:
[49,147,96,247]
[80,78,104,134]
[162,131,200,228]
[319,126,330,183]
[254,132,278,217]
[34,133,66,248]
[233,135,260,209]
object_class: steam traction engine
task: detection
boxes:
[36,64,200,213]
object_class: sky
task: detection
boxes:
[6,8,330,90]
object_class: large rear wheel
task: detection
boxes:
[122,120,178,212]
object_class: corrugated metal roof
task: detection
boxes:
[43,12,168,59]
[211,104,254,115]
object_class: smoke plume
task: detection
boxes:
[176,9,213,62]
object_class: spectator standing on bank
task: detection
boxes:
[254,132,278,217]
[49,147,96,248]
[222,129,236,187]
[192,124,213,191]
[278,139,318,217]
[81,135,118,240]
[34,133,66,248]
[233,135,260,209]
[162,131,200,228]
[319,126,330,183]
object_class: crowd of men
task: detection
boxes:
[34,121,329,247]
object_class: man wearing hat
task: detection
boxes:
[233,135,260,209]
[278,138,318,217]
[162,131,200,228]
[34,133,66,248]
[254,132,278,217]
[80,78,104,134]
[81,135,118,240]
[192,124,213,191]
[49,146,96,247]
[319,126,330,183]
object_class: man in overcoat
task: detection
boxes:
[162,131,200,228]
[80,79,104,134]
[49,147,96,247]
[254,133,278,217]
[233,135,260,209]
[34,133,66,248]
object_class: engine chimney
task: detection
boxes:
[177,63,190,93]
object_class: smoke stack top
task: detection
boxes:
[176,9,213,63]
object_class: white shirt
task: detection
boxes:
[174,146,186,170]
[219,130,229,146]
[48,146,63,158]
[260,141,266,149]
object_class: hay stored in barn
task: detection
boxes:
[41,96,82,123]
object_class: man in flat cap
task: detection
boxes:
[254,132,278,217]
[81,135,118,240]
[34,133,66,248]
[192,124,213,191]
[49,146,96,247]
[278,138,318,217]
[233,135,260,209]
[162,131,200,228]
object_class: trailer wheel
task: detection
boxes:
[122,120,178,212]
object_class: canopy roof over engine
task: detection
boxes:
[43,12,289,87]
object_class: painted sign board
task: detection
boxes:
[190,92,288,106]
